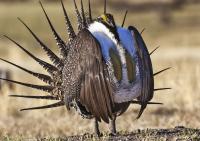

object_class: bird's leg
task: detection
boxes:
[109,115,117,136]
[94,118,101,137]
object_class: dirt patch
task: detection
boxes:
[33,126,200,141]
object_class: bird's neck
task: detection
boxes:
[88,22,118,45]
[88,22,119,61]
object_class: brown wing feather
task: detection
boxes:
[79,32,114,123]
[91,63,108,121]
[128,26,154,118]
[63,29,114,123]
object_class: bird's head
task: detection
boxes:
[97,13,116,29]
[95,13,120,43]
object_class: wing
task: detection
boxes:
[128,26,154,118]
[62,29,114,123]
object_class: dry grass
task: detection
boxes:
[0,1,200,140]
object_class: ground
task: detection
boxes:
[64,127,200,141]
[2,127,200,140]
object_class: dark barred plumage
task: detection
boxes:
[0,0,171,136]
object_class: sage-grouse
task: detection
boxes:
[0,0,170,136]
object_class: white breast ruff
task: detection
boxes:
[114,76,141,103]
[88,22,142,103]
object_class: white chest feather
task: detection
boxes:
[88,22,141,103]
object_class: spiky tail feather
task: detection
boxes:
[20,101,64,111]
[0,1,90,112]
[18,18,62,69]
[60,0,76,43]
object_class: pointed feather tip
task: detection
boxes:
[60,0,76,40]
[19,101,64,111]
[38,0,42,5]
[154,88,172,92]
[9,95,25,98]
[135,104,146,120]
[9,95,16,97]
[135,102,163,120]
[73,0,83,31]
[140,28,146,34]
[20,109,28,111]
[17,17,26,26]
[104,0,107,14]
[0,34,4,39]
[2,34,6,38]
[18,10,62,69]
[39,1,46,17]
[154,67,172,76]
[149,46,160,55]
[60,0,65,8]
[9,94,58,100]
[2,35,59,75]
[88,0,92,21]
[130,101,163,105]
[0,77,54,93]
[39,0,47,15]
[3,35,11,41]
[0,57,53,84]
[121,10,128,27]
[17,17,21,21]
[80,0,86,26]
[136,109,144,119]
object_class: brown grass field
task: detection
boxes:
[0,0,200,140]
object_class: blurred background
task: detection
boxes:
[0,0,199,139]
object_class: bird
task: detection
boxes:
[0,0,171,136]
